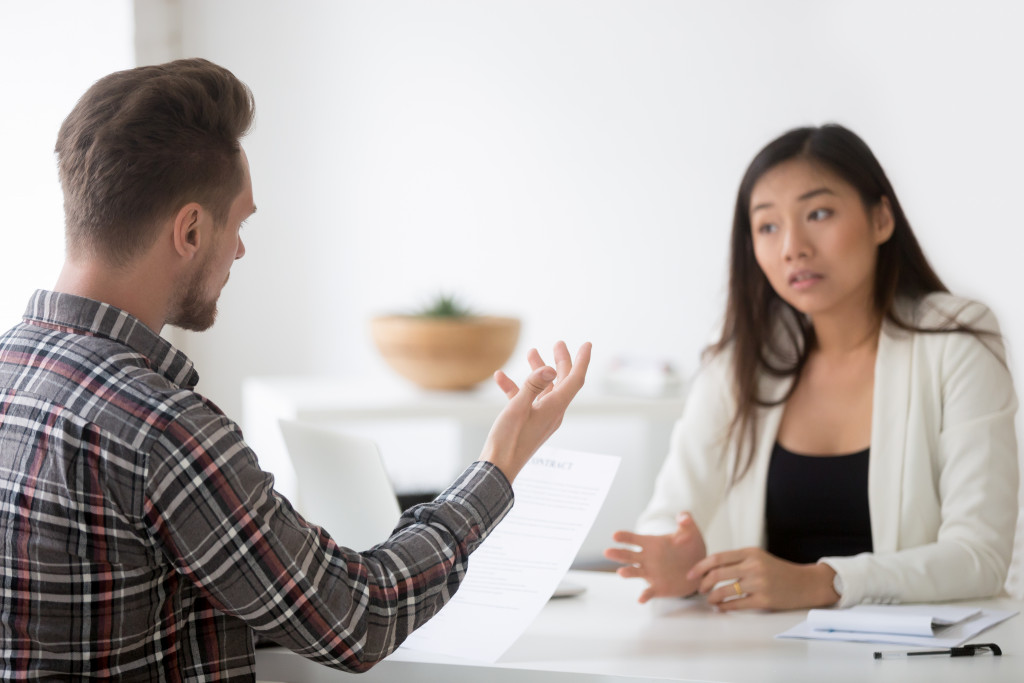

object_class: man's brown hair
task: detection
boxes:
[56,58,255,265]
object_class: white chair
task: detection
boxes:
[278,420,402,552]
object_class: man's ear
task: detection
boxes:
[172,202,205,259]
[874,196,895,245]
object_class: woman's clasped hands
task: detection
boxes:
[605,513,840,611]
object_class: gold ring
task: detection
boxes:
[732,581,743,596]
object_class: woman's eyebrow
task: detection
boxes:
[751,187,836,214]
[797,187,836,201]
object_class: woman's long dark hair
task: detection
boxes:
[710,124,950,481]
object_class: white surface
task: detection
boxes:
[401,447,620,662]
[256,570,1024,682]
[277,420,401,551]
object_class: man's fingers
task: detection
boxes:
[533,342,592,408]
[552,341,572,380]
[494,370,519,398]
[521,348,556,402]
[520,365,557,399]
[565,342,592,390]
[504,343,591,412]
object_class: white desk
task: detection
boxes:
[256,570,1023,683]
[241,376,687,563]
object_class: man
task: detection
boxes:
[0,58,590,680]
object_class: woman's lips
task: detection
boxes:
[788,270,823,289]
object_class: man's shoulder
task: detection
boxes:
[2,321,217,447]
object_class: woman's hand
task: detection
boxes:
[603,512,707,603]
[479,341,591,483]
[687,548,840,611]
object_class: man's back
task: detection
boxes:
[0,290,525,681]
[0,290,256,679]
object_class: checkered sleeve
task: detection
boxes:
[143,405,513,672]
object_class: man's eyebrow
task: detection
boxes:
[750,187,836,214]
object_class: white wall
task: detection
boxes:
[0,0,1019,592]
[163,0,1023,586]
[170,0,1024,420]
[0,0,133,326]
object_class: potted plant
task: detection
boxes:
[370,294,521,390]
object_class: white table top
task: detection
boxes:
[256,570,1023,682]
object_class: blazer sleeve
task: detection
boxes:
[636,350,737,545]
[823,301,1019,607]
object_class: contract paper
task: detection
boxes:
[397,446,620,663]
[777,604,1018,647]
[807,604,979,636]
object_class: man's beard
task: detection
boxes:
[168,263,221,332]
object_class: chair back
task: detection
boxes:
[278,420,402,552]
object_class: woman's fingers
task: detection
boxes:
[604,547,641,566]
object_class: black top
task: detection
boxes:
[765,442,873,564]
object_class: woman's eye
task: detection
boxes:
[808,208,832,221]
[756,223,778,235]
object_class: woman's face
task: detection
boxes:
[748,158,894,321]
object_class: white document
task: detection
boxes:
[398,446,620,663]
[807,604,980,637]
[778,605,1018,647]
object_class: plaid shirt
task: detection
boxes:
[0,290,513,681]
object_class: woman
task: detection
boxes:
[605,124,1018,610]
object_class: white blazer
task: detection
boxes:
[637,294,1019,607]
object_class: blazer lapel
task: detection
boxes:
[730,375,788,549]
[869,318,913,553]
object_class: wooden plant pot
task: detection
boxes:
[370,315,521,390]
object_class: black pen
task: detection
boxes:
[874,643,1002,659]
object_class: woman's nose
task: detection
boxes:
[782,224,811,261]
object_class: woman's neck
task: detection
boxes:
[810,304,882,357]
